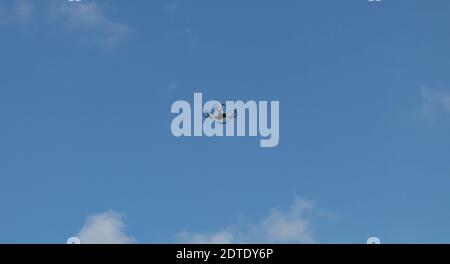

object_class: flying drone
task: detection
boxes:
[203,103,238,124]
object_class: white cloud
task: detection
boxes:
[77,210,135,244]
[177,231,235,244]
[51,1,131,46]
[420,87,450,120]
[177,196,321,244]
[261,197,314,243]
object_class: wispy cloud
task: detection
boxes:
[1,0,131,47]
[164,2,179,14]
[77,210,135,244]
[168,81,178,93]
[50,1,131,47]
[420,87,450,120]
[0,0,34,23]
[177,196,327,244]
[13,0,33,21]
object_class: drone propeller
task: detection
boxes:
[202,103,238,124]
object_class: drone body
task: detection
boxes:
[171,93,280,147]
[203,103,238,124]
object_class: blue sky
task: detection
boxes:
[1,0,450,243]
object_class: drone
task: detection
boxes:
[203,103,238,124]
